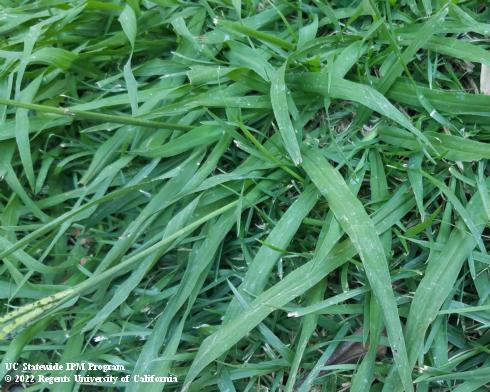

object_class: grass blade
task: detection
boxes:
[302,148,413,392]
[271,63,302,165]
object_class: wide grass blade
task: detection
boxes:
[302,148,413,392]
[271,63,302,165]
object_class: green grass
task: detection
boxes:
[1,0,490,391]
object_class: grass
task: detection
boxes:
[0,0,490,391]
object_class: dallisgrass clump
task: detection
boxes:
[1,1,489,391]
